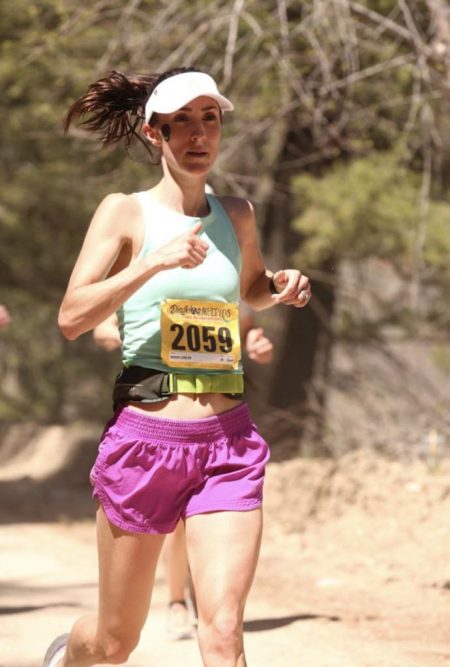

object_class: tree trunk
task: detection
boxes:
[259,126,337,456]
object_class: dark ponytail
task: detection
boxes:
[63,70,155,148]
[63,66,201,150]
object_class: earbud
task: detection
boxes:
[161,124,171,142]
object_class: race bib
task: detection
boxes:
[161,299,240,370]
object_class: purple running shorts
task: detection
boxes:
[90,402,270,534]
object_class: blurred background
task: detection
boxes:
[1,0,449,463]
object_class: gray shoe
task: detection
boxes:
[166,601,195,641]
[42,633,69,667]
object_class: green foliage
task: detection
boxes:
[292,151,450,281]
[0,0,143,421]
[423,202,450,281]
[431,345,450,374]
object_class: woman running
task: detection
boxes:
[92,306,274,642]
[42,66,311,667]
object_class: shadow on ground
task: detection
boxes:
[0,475,96,524]
[0,425,99,524]
[244,613,340,632]
[0,602,80,616]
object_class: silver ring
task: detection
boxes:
[300,290,310,301]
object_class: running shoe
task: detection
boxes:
[42,633,69,667]
[166,601,195,641]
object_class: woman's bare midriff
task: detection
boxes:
[128,392,243,420]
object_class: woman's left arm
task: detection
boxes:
[221,197,311,311]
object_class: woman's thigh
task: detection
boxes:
[185,509,263,620]
[95,505,166,643]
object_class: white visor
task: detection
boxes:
[144,72,233,123]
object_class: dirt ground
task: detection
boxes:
[1,424,450,667]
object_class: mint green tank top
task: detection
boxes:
[118,191,242,374]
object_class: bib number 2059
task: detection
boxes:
[170,323,233,354]
[160,299,240,370]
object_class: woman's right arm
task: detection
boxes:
[58,194,208,340]
[58,193,159,340]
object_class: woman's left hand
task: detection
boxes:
[271,270,312,308]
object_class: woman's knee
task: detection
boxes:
[97,631,140,664]
[199,607,243,654]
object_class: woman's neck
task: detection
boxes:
[151,174,210,217]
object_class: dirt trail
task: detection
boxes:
[1,428,450,667]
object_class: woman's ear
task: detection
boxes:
[142,123,162,148]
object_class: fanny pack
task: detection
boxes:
[113,365,244,408]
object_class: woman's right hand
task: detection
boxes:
[149,221,209,270]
